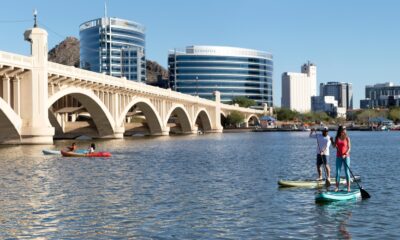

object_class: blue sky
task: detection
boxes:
[1,0,399,108]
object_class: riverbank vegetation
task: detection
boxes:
[231,96,257,108]
[274,107,400,125]
[348,107,400,124]
[225,111,245,127]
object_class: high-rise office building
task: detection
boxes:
[168,46,273,106]
[360,82,400,108]
[320,82,353,110]
[281,62,317,112]
[79,17,146,82]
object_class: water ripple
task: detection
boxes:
[0,132,399,238]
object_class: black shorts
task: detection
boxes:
[317,154,328,166]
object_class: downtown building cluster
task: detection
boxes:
[360,82,400,109]
[281,62,353,118]
[78,17,273,108]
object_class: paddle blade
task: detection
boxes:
[360,188,371,199]
[325,179,331,188]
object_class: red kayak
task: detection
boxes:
[61,150,112,157]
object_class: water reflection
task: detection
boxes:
[315,201,356,239]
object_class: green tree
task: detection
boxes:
[355,109,387,124]
[298,111,331,124]
[231,96,256,108]
[356,109,375,124]
[226,111,245,127]
[300,112,315,122]
[314,111,331,122]
[274,108,299,121]
[388,107,400,123]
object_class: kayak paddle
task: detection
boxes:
[342,159,370,199]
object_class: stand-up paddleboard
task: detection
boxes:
[61,150,111,157]
[278,176,361,188]
[315,189,361,202]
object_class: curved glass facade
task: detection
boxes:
[80,17,146,82]
[168,46,273,106]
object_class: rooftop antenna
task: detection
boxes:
[33,9,38,27]
[104,1,107,19]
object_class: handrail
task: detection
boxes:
[0,51,33,69]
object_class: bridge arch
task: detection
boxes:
[194,108,212,132]
[220,111,228,128]
[0,97,21,142]
[165,104,193,134]
[118,97,163,135]
[48,87,115,136]
[246,114,260,126]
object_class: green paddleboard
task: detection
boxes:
[315,189,361,202]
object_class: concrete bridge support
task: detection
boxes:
[20,27,54,144]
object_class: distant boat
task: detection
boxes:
[75,135,93,140]
[42,149,61,155]
[131,133,146,137]
[299,126,311,131]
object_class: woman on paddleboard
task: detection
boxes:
[333,126,351,192]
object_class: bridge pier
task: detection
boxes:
[20,127,54,145]
[99,126,125,139]
[149,127,170,136]
[207,128,223,133]
[2,75,10,104]
[18,26,55,144]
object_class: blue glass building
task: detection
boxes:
[79,17,146,82]
[168,46,273,106]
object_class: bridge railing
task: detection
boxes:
[47,62,264,114]
[0,51,32,69]
[48,62,218,106]
[220,104,264,114]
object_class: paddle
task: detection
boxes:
[315,129,330,187]
[342,159,371,199]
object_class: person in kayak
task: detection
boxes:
[333,125,351,192]
[88,143,96,153]
[310,127,332,183]
[66,142,77,152]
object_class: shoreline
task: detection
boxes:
[223,127,391,133]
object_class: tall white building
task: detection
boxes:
[281,62,317,112]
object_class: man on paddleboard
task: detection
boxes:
[310,127,332,183]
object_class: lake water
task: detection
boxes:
[0,131,398,239]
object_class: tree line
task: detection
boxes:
[225,96,400,127]
[275,107,400,124]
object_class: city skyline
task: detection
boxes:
[1,0,400,108]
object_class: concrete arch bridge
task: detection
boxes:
[0,27,268,144]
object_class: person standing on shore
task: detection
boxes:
[310,127,332,183]
[333,126,351,192]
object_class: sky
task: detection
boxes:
[1,0,399,108]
